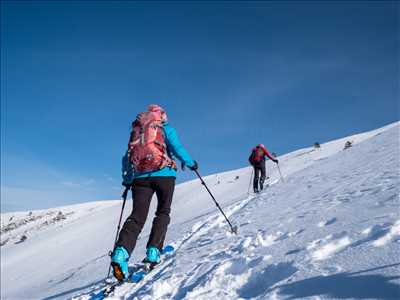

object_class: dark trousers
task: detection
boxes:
[253,163,266,191]
[116,176,175,256]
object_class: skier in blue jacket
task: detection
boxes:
[111,104,197,281]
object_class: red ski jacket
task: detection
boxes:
[249,145,275,164]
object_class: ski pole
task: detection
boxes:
[194,169,238,235]
[276,163,284,182]
[247,168,254,195]
[107,186,130,278]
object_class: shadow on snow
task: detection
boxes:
[276,263,400,300]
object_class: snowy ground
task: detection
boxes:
[1,122,399,300]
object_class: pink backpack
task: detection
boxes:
[128,111,176,173]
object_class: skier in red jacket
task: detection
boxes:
[248,144,278,193]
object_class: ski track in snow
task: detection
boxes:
[72,190,269,299]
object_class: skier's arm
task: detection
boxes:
[262,146,277,161]
[163,124,195,168]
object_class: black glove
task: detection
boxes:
[273,159,279,164]
[188,161,198,171]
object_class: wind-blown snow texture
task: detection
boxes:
[1,122,399,300]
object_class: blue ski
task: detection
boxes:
[130,245,175,283]
[89,245,175,299]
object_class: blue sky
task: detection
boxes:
[1,1,398,212]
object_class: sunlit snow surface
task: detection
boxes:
[1,122,399,300]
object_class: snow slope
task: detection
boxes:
[1,122,399,300]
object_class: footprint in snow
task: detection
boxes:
[318,217,337,227]
[239,220,251,227]
[351,223,392,248]
[307,238,325,250]
[334,195,351,204]
[224,256,260,274]
[226,257,250,275]
[173,255,274,299]
[231,229,296,257]
[237,261,298,299]
[225,256,273,277]
[311,236,352,261]
[371,220,400,247]
[255,230,289,247]
[285,248,303,256]
[288,229,305,237]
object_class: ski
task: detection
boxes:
[89,280,123,300]
[90,245,175,299]
[130,245,175,283]
[99,281,121,299]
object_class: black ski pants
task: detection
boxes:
[116,176,175,255]
[253,162,266,191]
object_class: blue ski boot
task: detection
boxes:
[146,246,161,264]
[111,246,129,281]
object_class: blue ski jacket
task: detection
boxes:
[122,122,195,184]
